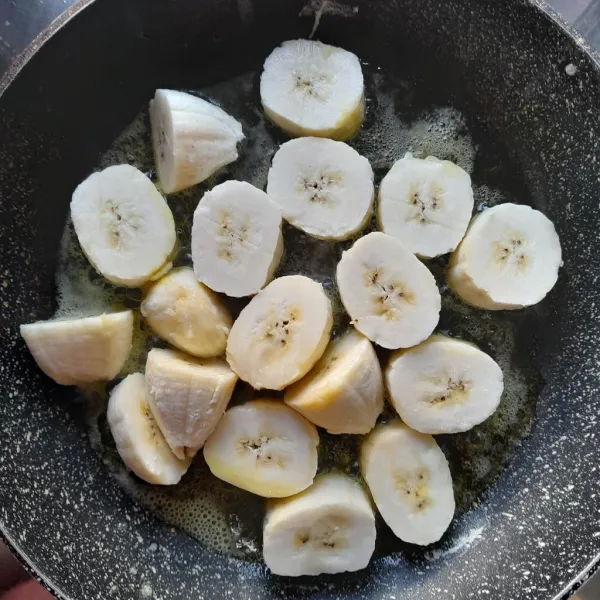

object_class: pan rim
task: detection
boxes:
[0,0,598,598]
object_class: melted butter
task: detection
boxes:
[55,66,539,560]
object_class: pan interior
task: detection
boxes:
[56,62,540,560]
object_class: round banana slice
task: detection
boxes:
[336,232,441,349]
[203,399,319,498]
[71,164,176,287]
[447,203,562,310]
[361,421,455,546]
[378,153,474,258]
[386,335,504,434]
[263,473,376,576]
[260,39,364,140]
[266,137,374,240]
[20,311,133,385]
[150,89,244,194]
[285,329,384,434]
[191,180,283,298]
[107,373,191,485]
[145,348,238,459]
[141,267,232,358]
[226,275,333,390]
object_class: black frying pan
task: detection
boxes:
[1,1,600,599]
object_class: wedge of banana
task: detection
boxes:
[191,180,283,298]
[203,399,319,497]
[447,203,562,309]
[361,421,455,546]
[260,39,364,140]
[107,373,191,485]
[150,89,244,194]
[263,473,376,576]
[145,348,238,459]
[336,232,441,350]
[266,137,374,240]
[226,275,333,390]
[386,335,504,434]
[71,164,176,287]
[141,267,232,358]
[20,311,133,385]
[284,329,384,434]
[378,153,474,258]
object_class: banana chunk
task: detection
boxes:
[203,399,319,497]
[150,89,244,194]
[361,421,455,546]
[285,329,384,434]
[141,267,232,358]
[378,153,474,258]
[20,311,133,385]
[260,39,364,140]
[263,473,376,576]
[336,232,441,349]
[107,373,191,485]
[226,275,333,390]
[71,164,176,287]
[447,203,562,309]
[145,348,238,459]
[191,180,283,298]
[266,137,374,241]
[386,335,504,434]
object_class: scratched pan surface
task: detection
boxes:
[1,0,600,599]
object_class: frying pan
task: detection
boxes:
[1,0,600,598]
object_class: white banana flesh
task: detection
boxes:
[226,275,333,390]
[336,232,441,350]
[191,180,283,298]
[107,373,191,485]
[141,267,232,358]
[70,164,176,287]
[145,348,238,459]
[378,153,474,258]
[150,89,244,194]
[266,137,374,240]
[260,39,364,141]
[361,421,455,546]
[203,398,319,497]
[285,329,384,435]
[386,335,504,434]
[263,473,376,576]
[20,311,133,385]
[447,203,562,309]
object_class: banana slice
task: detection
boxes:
[203,398,319,497]
[20,311,133,385]
[107,373,191,485]
[378,153,474,258]
[71,164,176,287]
[260,39,364,141]
[191,180,283,298]
[447,203,562,309]
[386,335,504,434]
[145,348,238,459]
[336,232,441,350]
[150,89,244,194]
[284,329,384,434]
[266,137,374,240]
[141,267,232,358]
[263,473,376,576]
[361,421,455,546]
[226,275,333,390]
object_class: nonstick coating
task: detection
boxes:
[1,1,600,599]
